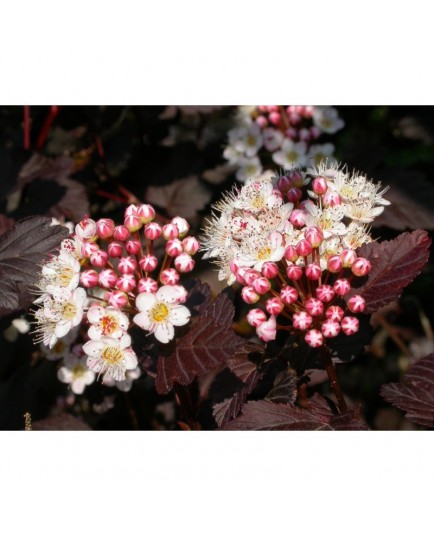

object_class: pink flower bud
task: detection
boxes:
[316,285,335,303]
[287,188,302,203]
[118,256,137,274]
[286,264,303,281]
[333,278,351,296]
[125,239,142,255]
[299,128,310,141]
[244,269,261,286]
[138,277,158,293]
[347,295,366,313]
[266,297,283,315]
[256,315,277,342]
[171,216,189,238]
[241,286,260,304]
[285,127,298,139]
[340,249,357,268]
[124,204,138,217]
[306,263,322,280]
[96,218,115,239]
[139,254,158,272]
[341,316,360,336]
[124,214,142,233]
[116,274,136,292]
[351,258,372,277]
[277,175,292,192]
[137,204,155,223]
[293,311,313,330]
[305,298,324,317]
[90,249,108,268]
[235,266,248,285]
[252,277,271,295]
[80,269,99,288]
[305,227,324,248]
[290,209,307,228]
[326,305,345,323]
[113,225,131,242]
[310,126,321,139]
[107,241,123,258]
[108,290,129,308]
[323,190,342,207]
[255,116,268,128]
[99,269,118,289]
[305,329,323,348]
[144,222,162,240]
[284,245,298,262]
[82,241,99,258]
[261,262,278,279]
[289,170,304,188]
[312,177,328,195]
[280,286,298,305]
[269,111,281,125]
[296,239,313,257]
[321,320,341,338]
[174,253,195,273]
[75,217,97,241]
[182,236,200,255]
[162,223,179,240]
[327,255,343,273]
[166,239,183,257]
[160,268,180,286]
[171,284,188,304]
[268,105,279,112]
[246,308,267,327]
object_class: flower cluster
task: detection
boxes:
[201,162,390,347]
[224,106,345,183]
[32,205,199,390]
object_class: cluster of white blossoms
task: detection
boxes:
[32,205,199,394]
[202,162,390,347]
[223,106,345,183]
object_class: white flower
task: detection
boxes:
[235,176,283,212]
[235,156,263,183]
[237,231,286,271]
[83,334,138,381]
[344,200,385,224]
[42,326,79,361]
[263,128,284,152]
[133,286,191,343]
[304,202,347,239]
[60,236,84,260]
[341,222,373,249]
[102,366,141,392]
[312,106,345,134]
[87,306,129,340]
[228,123,263,157]
[272,139,308,168]
[57,355,96,394]
[38,249,81,293]
[307,143,336,167]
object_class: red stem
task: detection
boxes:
[36,105,59,151]
[23,106,31,150]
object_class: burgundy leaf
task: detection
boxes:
[381,353,434,428]
[265,370,298,405]
[329,407,369,430]
[348,230,431,313]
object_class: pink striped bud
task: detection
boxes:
[171,216,189,238]
[315,285,335,303]
[305,227,323,248]
[116,274,136,292]
[326,305,345,323]
[162,223,179,240]
[305,263,322,280]
[82,241,99,258]
[235,266,248,285]
[75,218,97,241]
[340,249,357,268]
[118,256,137,274]
[80,269,99,288]
[124,214,142,233]
[347,295,366,313]
[108,290,129,309]
[269,111,281,125]
[113,225,131,242]
[280,286,298,305]
[241,286,260,304]
[289,112,301,125]
[305,329,323,348]
[321,320,341,338]
[90,249,108,268]
[286,264,303,281]
[341,316,360,336]
[327,255,343,273]
[182,236,200,255]
[96,218,115,239]
[256,315,277,342]
[293,311,313,330]
[107,241,123,258]
[255,115,268,128]
[268,105,279,112]
[144,222,162,240]
[312,177,328,195]
[287,188,302,203]
[290,209,307,228]
[252,277,271,295]
[137,204,155,223]
[138,277,158,293]
[244,269,261,286]
[266,297,283,315]
[160,268,179,286]
[261,262,278,279]
[277,175,292,193]
[333,278,351,296]
[246,308,267,327]
[124,204,139,217]
[351,258,372,277]
[284,245,298,262]
[305,298,324,317]
[296,239,313,257]
[125,240,142,255]
[289,170,304,188]
[98,269,118,289]
[323,190,342,207]
[174,253,195,273]
[139,254,158,272]
[166,239,183,257]
[171,285,188,304]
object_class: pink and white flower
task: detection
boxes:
[87,305,129,340]
[272,139,308,168]
[57,354,96,394]
[83,334,138,381]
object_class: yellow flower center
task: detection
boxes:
[250,196,266,209]
[102,346,123,365]
[72,365,86,378]
[286,150,298,162]
[257,246,272,260]
[58,267,75,286]
[246,135,257,147]
[63,302,77,320]
[151,303,169,322]
[100,315,119,336]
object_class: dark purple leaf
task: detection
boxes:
[381,353,434,428]
[348,230,431,313]
[265,370,298,405]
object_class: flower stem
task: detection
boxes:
[36,105,59,150]
[23,106,31,149]
[320,346,347,414]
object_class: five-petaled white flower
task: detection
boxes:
[83,334,138,381]
[87,306,129,340]
[57,354,96,394]
[272,139,308,168]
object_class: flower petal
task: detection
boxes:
[83,340,103,357]
[135,292,157,311]
[169,305,191,326]
[133,311,152,330]
[154,322,174,343]
[156,285,181,304]
[87,306,104,324]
